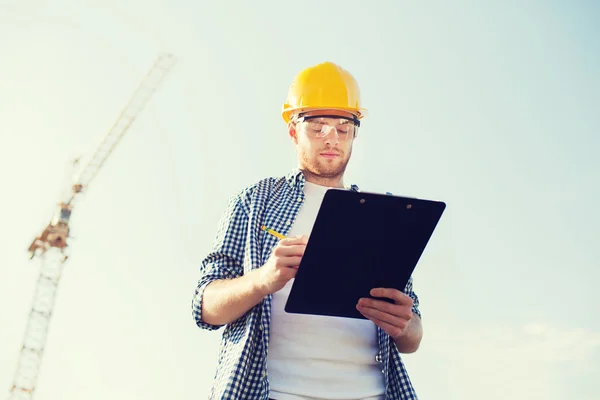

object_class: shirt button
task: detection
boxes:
[297,197,302,202]
[286,220,291,225]
[375,355,382,362]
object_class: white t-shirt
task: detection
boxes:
[267,181,385,400]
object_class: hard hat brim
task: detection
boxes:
[282,106,367,124]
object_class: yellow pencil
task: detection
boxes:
[261,225,286,240]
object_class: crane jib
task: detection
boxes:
[11,53,176,400]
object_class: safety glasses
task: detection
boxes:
[295,114,360,142]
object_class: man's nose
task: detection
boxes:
[322,126,340,145]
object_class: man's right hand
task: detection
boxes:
[256,235,308,296]
[199,234,309,327]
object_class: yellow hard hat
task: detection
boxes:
[281,61,367,124]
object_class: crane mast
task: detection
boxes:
[8,53,176,400]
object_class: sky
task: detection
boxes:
[0,0,599,399]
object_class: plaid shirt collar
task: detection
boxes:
[285,167,360,192]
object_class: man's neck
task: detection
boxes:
[301,169,345,189]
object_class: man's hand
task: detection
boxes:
[356,288,415,340]
[255,235,308,296]
[200,234,308,327]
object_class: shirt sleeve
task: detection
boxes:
[386,276,422,383]
[191,190,250,331]
[404,276,421,319]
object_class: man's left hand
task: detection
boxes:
[356,288,414,339]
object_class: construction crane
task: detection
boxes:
[8,53,177,400]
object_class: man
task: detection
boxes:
[192,61,423,400]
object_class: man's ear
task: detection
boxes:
[288,122,299,144]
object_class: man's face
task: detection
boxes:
[289,109,358,179]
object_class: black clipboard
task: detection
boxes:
[284,188,446,320]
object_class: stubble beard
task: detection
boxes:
[299,147,352,179]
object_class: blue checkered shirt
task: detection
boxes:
[192,169,421,399]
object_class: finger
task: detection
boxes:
[276,256,303,269]
[293,234,309,242]
[359,312,405,339]
[273,244,306,257]
[370,288,413,306]
[356,303,410,327]
[280,235,308,246]
[358,298,413,319]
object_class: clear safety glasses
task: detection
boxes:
[295,114,360,142]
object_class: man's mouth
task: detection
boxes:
[320,152,340,159]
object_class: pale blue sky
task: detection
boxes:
[1,1,599,399]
